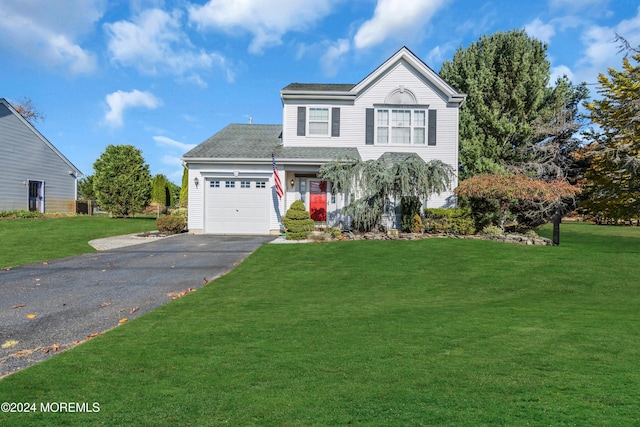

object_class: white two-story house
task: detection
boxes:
[182,47,466,235]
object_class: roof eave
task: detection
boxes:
[447,93,467,105]
[182,157,354,166]
[280,92,357,102]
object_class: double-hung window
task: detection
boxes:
[308,108,329,135]
[376,108,426,144]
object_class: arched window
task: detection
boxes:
[384,86,417,104]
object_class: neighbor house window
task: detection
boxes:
[308,108,329,135]
[376,108,426,144]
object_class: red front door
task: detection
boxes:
[309,181,327,222]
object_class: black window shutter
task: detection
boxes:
[365,108,374,145]
[428,109,437,146]
[331,107,340,137]
[297,107,306,136]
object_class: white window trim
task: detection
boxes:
[375,107,428,145]
[307,106,331,137]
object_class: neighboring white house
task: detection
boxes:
[182,47,466,235]
[0,98,82,213]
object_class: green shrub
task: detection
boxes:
[400,196,422,232]
[170,208,188,217]
[0,210,44,219]
[156,215,186,234]
[481,224,503,237]
[424,208,475,235]
[327,227,342,239]
[460,197,501,231]
[283,200,315,240]
[410,214,424,233]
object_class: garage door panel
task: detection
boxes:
[205,179,269,234]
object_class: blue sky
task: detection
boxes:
[1,0,639,184]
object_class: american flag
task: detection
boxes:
[272,154,284,199]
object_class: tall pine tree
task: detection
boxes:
[440,30,588,180]
[582,44,640,222]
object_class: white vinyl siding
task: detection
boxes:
[0,102,80,213]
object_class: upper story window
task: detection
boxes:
[376,109,426,144]
[309,108,329,135]
[297,106,340,137]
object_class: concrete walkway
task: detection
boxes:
[88,232,178,251]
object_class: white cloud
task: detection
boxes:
[105,8,232,83]
[353,0,450,49]
[188,0,337,54]
[575,7,640,84]
[550,65,575,84]
[426,42,458,68]
[162,154,184,167]
[104,90,162,127]
[0,0,104,74]
[321,39,351,77]
[525,18,556,44]
[549,0,608,12]
[153,135,196,152]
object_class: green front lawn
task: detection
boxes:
[1,223,639,425]
[0,216,157,268]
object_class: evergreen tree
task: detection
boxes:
[151,174,171,207]
[93,145,152,217]
[179,167,189,209]
[320,155,453,231]
[582,43,640,222]
[440,30,588,180]
[77,175,96,201]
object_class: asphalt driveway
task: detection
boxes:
[0,234,274,377]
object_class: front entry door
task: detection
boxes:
[28,180,44,213]
[309,180,327,222]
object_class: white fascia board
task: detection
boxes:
[182,157,333,167]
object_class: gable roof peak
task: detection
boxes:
[0,98,82,176]
[352,46,466,105]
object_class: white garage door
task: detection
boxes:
[205,179,270,234]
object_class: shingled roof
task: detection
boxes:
[281,83,356,92]
[182,124,360,162]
